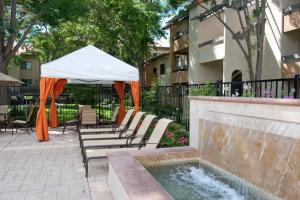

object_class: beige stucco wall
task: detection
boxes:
[189,96,300,199]
[189,5,225,84]
[158,56,172,86]
[144,55,171,87]
[223,7,253,82]
[8,55,40,87]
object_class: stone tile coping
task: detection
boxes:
[189,96,300,106]
[107,147,199,200]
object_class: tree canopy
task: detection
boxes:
[0,0,87,72]
[29,0,166,65]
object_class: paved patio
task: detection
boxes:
[0,127,113,200]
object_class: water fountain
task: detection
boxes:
[107,96,300,200]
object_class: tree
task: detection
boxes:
[0,0,87,73]
[168,0,267,80]
[29,0,166,87]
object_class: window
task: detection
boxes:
[153,68,157,74]
[21,79,33,87]
[20,61,33,70]
[175,54,188,71]
[160,64,165,75]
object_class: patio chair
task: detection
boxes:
[80,108,97,128]
[0,105,9,133]
[10,106,34,134]
[79,111,145,147]
[60,106,80,134]
[79,109,134,135]
[98,106,119,128]
[81,115,156,151]
[82,118,172,176]
[79,105,91,112]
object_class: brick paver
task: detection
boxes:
[0,128,113,200]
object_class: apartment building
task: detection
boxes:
[7,50,40,88]
[144,46,171,87]
[167,11,189,85]
[144,12,190,87]
[189,0,300,84]
[145,0,300,87]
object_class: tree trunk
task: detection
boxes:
[255,0,266,80]
[0,58,5,73]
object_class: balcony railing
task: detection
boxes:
[171,70,188,84]
[198,36,225,63]
[199,36,224,48]
[283,3,300,32]
[282,54,300,77]
[174,33,189,52]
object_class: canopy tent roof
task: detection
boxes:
[0,73,24,86]
[41,45,139,83]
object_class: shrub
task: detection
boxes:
[142,80,158,113]
[69,86,98,105]
[159,123,189,147]
[189,82,218,96]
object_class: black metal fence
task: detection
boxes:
[0,84,133,126]
[155,76,300,129]
[1,76,300,129]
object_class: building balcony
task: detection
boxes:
[171,70,188,84]
[173,33,189,52]
[282,54,300,77]
[198,36,225,63]
[283,4,300,33]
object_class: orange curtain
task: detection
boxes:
[130,81,140,113]
[114,81,126,124]
[49,79,67,128]
[35,78,56,141]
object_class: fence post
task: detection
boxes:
[155,85,159,116]
[177,84,182,124]
[294,74,299,99]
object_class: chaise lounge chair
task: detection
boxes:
[99,106,119,127]
[80,114,156,151]
[79,111,146,147]
[82,118,172,176]
[78,109,134,136]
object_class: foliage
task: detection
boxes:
[69,86,98,105]
[241,85,255,97]
[0,0,88,72]
[28,0,166,70]
[142,80,159,113]
[159,123,189,147]
[189,82,218,96]
[156,104,177,118]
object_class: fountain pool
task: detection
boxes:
[147,161,274,200]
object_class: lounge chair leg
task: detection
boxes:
[25,126,29,134]
[63,124,66,134]
[85,158,90,177]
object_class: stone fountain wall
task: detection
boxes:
[189,96,300,200]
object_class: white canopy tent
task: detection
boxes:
[36,45,140,142]
[41,45,139,83]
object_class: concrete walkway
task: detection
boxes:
[0,128,113,200]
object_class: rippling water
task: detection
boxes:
[147,162,257,200]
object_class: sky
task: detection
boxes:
[155,16,171,47]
